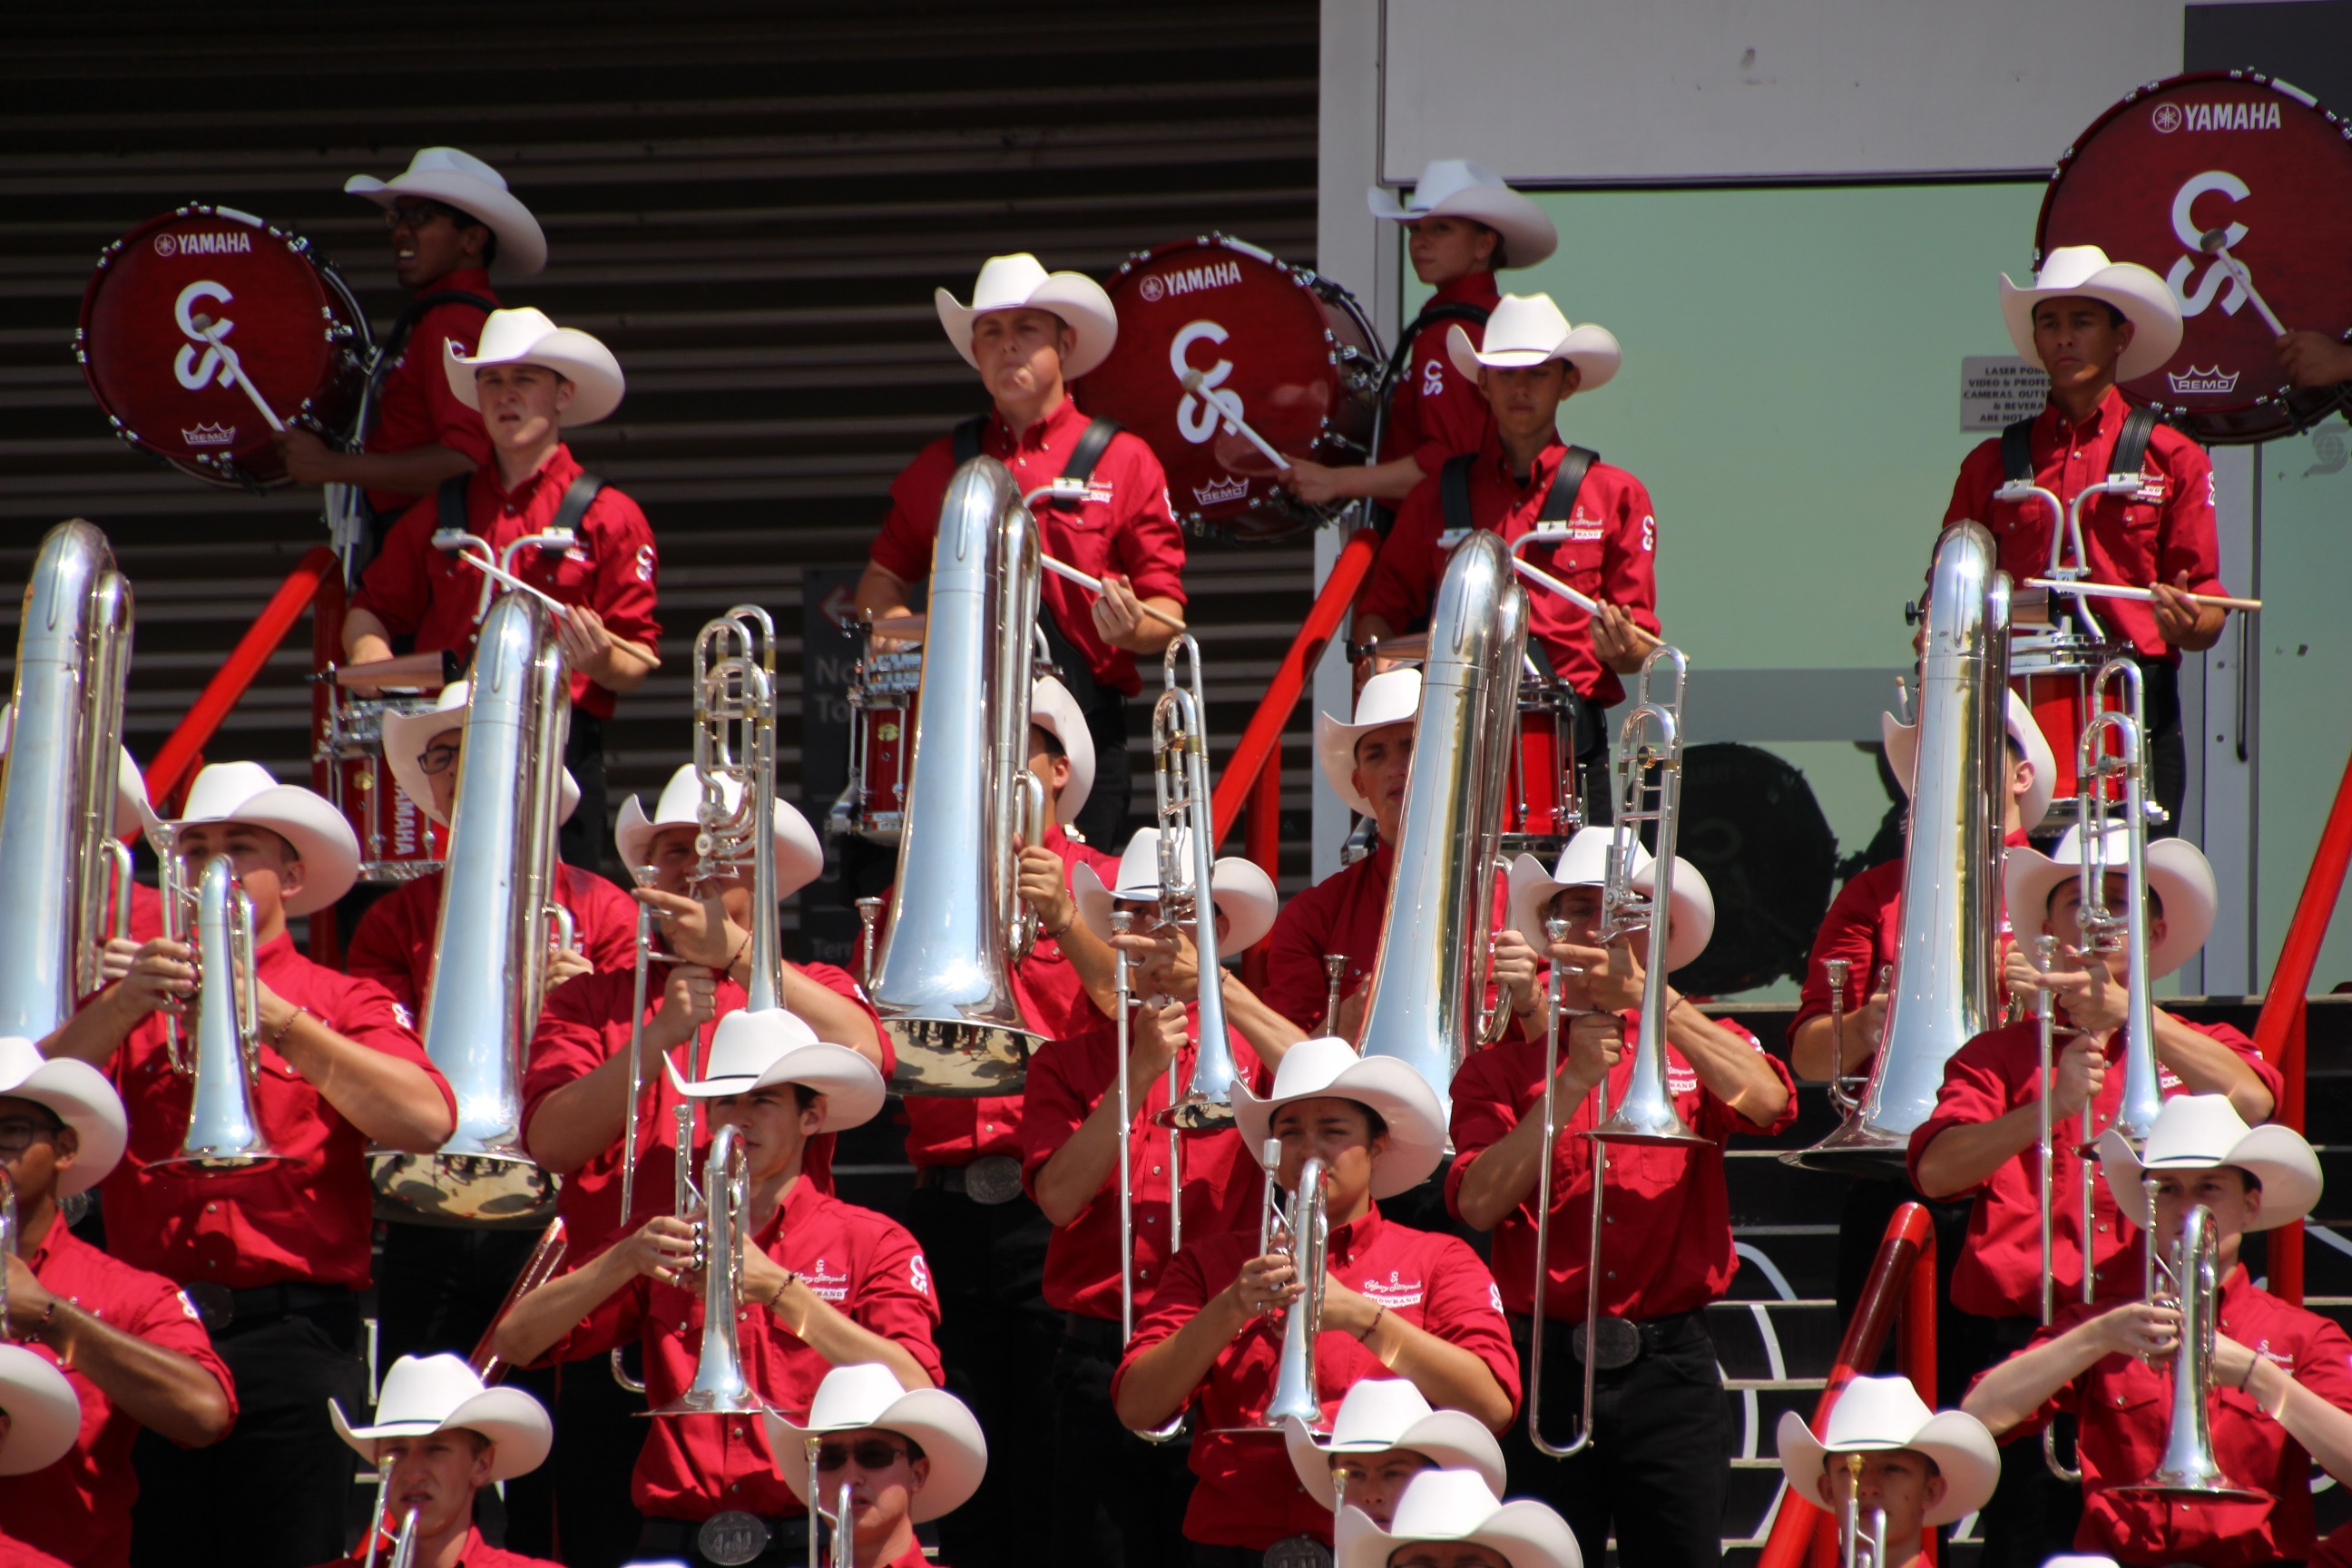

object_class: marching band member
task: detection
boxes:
[854,253,1186,847]
[0,1041,232,1568]
[321,1354,559,1568]
[1774,1376,1999,1568]
[767,1362,989,1568]
[40,761,455,1568]
[1334,1470,1583,1568]
[1910,826,2278,1563]
[1283,1379,1508,1531]
[1448,828,1793,1568]
[1353,293,1661,817]
[279,147,546,520]
[342,306,660,869]
[1021,828,1286,1564]
[491,1010,941,1568]
[1282,160,1560,509]
[0,1347,81,1568]
[1113,1036,1518,1562]
[1944,246,2228,827]
[1964,1097,2352,1567]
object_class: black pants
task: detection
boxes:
[1501,1314,1730,1568]
[502,1354,652,1568]
[1051,1318,1197,1568]
[130,1298,369,1568]
[1570,685,1612,830]
[1974,1317,2085,1567]
[1828,1181,1990,1412]
[903,1183,1063,1568]
[2136,655,2187,838]
[1070,687,1133,852]
[560,710,611,876]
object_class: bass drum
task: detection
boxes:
[75,205,370,488]
[1076,234,1383,543]
[2038,71,2352,444]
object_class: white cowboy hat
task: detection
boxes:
[345,147,548,277]
[0,1346,79,1477]
[1445,293,1621,394]
[2000,245,2184,383]
[1284,1380,1506,1503]
[2002,824,2216,980]
[380,682,581,831]
[1316,669,1422,819]
[1774,1375,1998,1528]
[0,1036,126,1196]
[1367,160,1559,270]
[1337,1471,1582,1568]
[171,761,360,916]
[614,764,825,902]
[1030,676,1095,827]
[330,1353,552,1484]
[1072,827,1279,954]
[665,1007,886,1135]
[0,703,156,840]
[1504,828,1715,974]
[2098,1094,2320,1233]
[1233,1035,1448,1200]
[936,255,1118,381]
[764,1362,988,1525]
[1879,691,2057,831]
[446,307,624,427]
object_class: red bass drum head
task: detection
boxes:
[2037,71,2352,444]
[1077,234,1379,544]
[75,205,368,489]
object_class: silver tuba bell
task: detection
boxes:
[152,854,279,1170]
[867,456,1045,1093]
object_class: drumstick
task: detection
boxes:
[1177,368,1292,471]
[451,549,576,621]
[1507,554,1602,616]
[187,315,286,435]
[1038,554,1189,633]
[2025,577,2261,612]
[2198,230,2289,338]
[333,652,453,689]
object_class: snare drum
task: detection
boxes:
[320,691,446,881]
[2011,619,2119,821]
[1501,678,1583,854]
[831,643,926,844]
[1076,234,1383,543]
[76,206,370,488]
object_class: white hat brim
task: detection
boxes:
[1999,263,2184,383]
[0,1346,79,1476]
[2002,835,2216,980]
[1504,850,1712,973]
[379,686,580,832]
[614,790,824,902]
[1773,1406,1999,1527]
[1232,1041,1449,1199]
[1283,1407,1507,1501]
[1316,670,1422,820]
[172,780,360,916]
[1879,691,2057,831]
[1335,1495,1582,1568]
[0,1041,126,1196]
[1029,676,1095,826]
[1365,183,1558,270]
[1073,855,1278,954]
[666,1040,886,1134]
[1446,322,1621,393]
[345,170,548,277]
[764,1386,989,1524]
[330,1384,554,1483]
[936,272,1118,381]
[2099,1119,2321,1232]
[446,328,623,426]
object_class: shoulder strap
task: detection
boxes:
[1439,454,1475,534]
[1538,446,1601,523]
[1061,417,1123,485]
[2108,405,2160,480]
[435,474,470,535]
[552,472,606,536]
[1381,300,1495,398]
[951,415,989,467]
[2000,416,2037,485]
[377,289,500,373]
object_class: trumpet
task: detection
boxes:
[1153,635,1239,1132]
[693,606,782,1014]
[2113,1200,2264,1501]
[2077,659,2161,1149]
[1259,1142,1329,1430]
[152,854,279,1171]
[358,1455,419,1568]
[1112,910,1190,1446]
[829,1479,854,1568]
[1838,1453,1889,1568]
[2034,932,2092,1484]
[608,860,675,1396]
[647,1119,773,1417]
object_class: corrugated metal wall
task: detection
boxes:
[0,1,1324,937]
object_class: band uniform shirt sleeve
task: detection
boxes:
[1380,271,1502,476]
[0,1225,238,1568]
[556,861,643,978]
[348,497,441,641]
[1259,845,1393,1032]
[361,270,498,517]
[100,935,451,1290]
[1353,482,1447,637]
[343,870,442,1015]
[1788,858,1905,1042]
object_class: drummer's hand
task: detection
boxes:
[1090,573,1147,645]
[273,426,342,485]
[1016,846,1076,936]
[100,936,143,985]
[635,887,736,969]
[113,938,194,1020]
[2151,572,2226,652]
[647,963,720,1052]
[1591,603,1661,673]
[866,606,917,652]
[1490,929,1542,1014]
[1224,1252,1302,1322]
[1551,936,1644,1014]
[545,946,594,988]
[1278,457,1348,507]
[2278,329,2352,389]
[554,604,621,679]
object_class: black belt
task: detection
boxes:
[637,1513,811,1568]
[911,1155,1025,1205]
[1510,1306,1710,1367]
[1063,1311,1125,1352]
[182,1280,356,1335]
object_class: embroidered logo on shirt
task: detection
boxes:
[1362,1270,1425,1308]
[392,1002,415,1031]
[635,544,656,583]
[910,1253,932,1298]
[1668,1065,1699,1095]
[1488,1282,1505,1317]
[1641,515,1656,553]
[802,1258,851,1304]
[1422,358,1446,398]
[2132,470,2169,505]
[177,1289,203,1323]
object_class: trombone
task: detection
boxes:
[2112,1200,2264,1502]
[2076,659,2161,1149]
[151,854,279,1171]
[1152,635,1239,1132]
[647,1119,773,1417]
[693,606,781,1014]
[1111,910,1189,1446]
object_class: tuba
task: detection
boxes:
[2113,1201,2265,1501]
[868,456,1045,1093]
[374,593,570,1222]
[1354,531,1528,1114]
[649,1118,774,1416]
[1794,520,2009,1173]
[0,520,133,1038]
[152,854,279,1170]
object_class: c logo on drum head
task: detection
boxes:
[172,280,236,392]
[1171,319,1238,446]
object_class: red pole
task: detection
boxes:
[1242,741,1280,992]
[145,546,338,808]
[306,564,348,966]
[1896,1223,1940,1565]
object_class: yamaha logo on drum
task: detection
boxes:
[2153,99,2284,133]
[1151,259,1244,300]
[156,230,255,256]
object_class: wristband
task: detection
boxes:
[1359,1302,1386,1343]
[269,1006,309,1049]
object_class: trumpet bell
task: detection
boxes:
[152,854,283,1171]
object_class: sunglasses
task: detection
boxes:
[0,1116,62,1154]
[815,1439,912,1473]
[383,201,474,233]
[416,743,461,777]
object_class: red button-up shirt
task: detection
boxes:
[532,1178,943,1523]
[1907,1015,2280,1318]
[100,934,453,1289]
[1944,387,2225,661]
[316,1524,560,1568]
[1381,273,1502,479]
[897,822,1117,1170]
[1262,845,1391,1034]
[0,1223,236,1568]
[1447,1018,1795,1320]
[352,444,662,720]
[1112,1208,1518,1549]
[362,269,498,517]
[522,963,877,1251]
[1019,1003,1270,1318]
[869,397,1185,697]
[2314,1524,2352,1567]
[346,863,639,1016]
[1359,435,1661,709]
[0,1536,73,1568]
[1989,1259,2352,1566]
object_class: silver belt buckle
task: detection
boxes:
[1571,1315,1642,1370]
[697,1510,770,1566]
[964,1153,1023,1205]
[1263,1535,1333,1568]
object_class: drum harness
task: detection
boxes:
[338,288,503,568]
[1999,402,2157,642]
[1366,299,1493,537]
